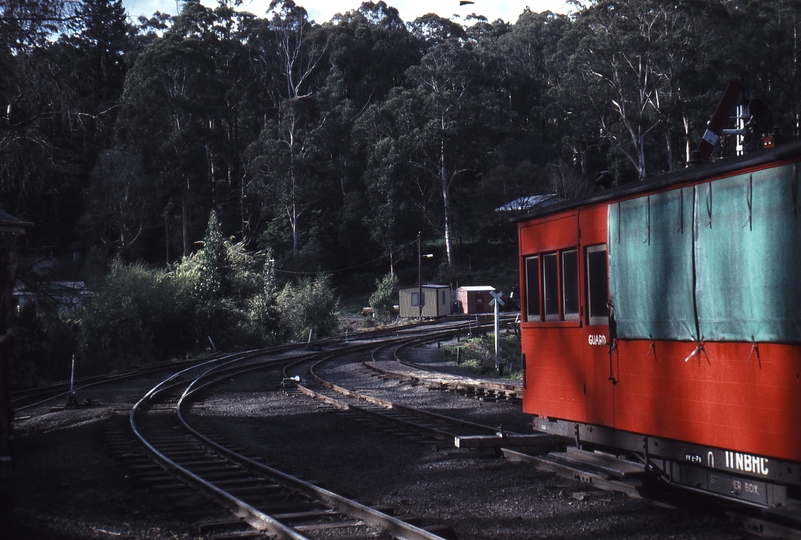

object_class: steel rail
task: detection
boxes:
[280,330,520,448]
[177,370,448,540]
[13,315,474,411]
[130,351,310,540]
[383,317,522,400]
[365,356,522,401]
[309,358,505,436]
[130,338,451,540]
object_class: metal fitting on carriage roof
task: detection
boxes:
[689,149,705,166]
[594,170,613,189]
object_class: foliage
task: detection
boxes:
[55,212,283,377]
[7,0,800,269]
[368,273,398,323]
[276,273,340,341]
[171,210,281,350]
[441,333,522,378]
[10,301,78,385]
[78,260,185,373]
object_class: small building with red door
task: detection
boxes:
[455,286,495,314]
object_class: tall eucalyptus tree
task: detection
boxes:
[117,2,225,258]
[245,0,329,260]
[552,0,733,181]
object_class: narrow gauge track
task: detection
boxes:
[129,341,451,540]
[285,335,555,452]
[364,321,523,403]
[12,316,475,415]
[11,354,228,412]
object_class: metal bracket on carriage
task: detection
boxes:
[747,336,761,364]
[645,335,656,360]
[684,340,709,363]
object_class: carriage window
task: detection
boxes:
[586,245,609,325]
[525,255,540,322]
[543,253,559,320]
[562,249,579,321]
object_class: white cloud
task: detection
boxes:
[123,0,573,24]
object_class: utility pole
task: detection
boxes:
[417,232,433,320]
[417,232,422,320]
[490,290,505,375]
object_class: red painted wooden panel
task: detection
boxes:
[519,196,801,464]
[613,340,801,462]
[578,206,614,425]
[519,212,579,254]
[522,328,586,421]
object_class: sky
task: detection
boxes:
[122,0,575,25]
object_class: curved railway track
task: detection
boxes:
[280,332,801,540]
[283,339,551,452]
[126,335,467,539]
[10,316,478,414]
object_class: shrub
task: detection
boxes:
[368,273,398,324]
[78,260,184,373]
[442,333,522,377]
[171,212,281,350]
[10,301,78,385]
[277,274,340,341]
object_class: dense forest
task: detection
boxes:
[4,0,801,378]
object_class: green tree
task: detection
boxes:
[728,0,801,140]
[78,149,155,261]
[0,0,112,252]
[551,0,734,180]
[78,261,187,372]
[117,3,225,258]
[173,210,277,349]
[403,38,505,265]
[368,272,398,323]
[276,273,339,340]
[10,300,78,384]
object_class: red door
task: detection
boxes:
[580,210,615,427]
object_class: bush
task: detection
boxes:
[441,333,522,377]
[75,212,284,373]
[10,301,78,385]
[78,261,185,373]
[170,212,282,350]
[368,273,398,324]
[277,274,340,341]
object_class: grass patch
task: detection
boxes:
[441,332,522,379]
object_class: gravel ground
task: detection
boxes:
[1,341,752,539]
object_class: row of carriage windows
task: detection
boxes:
[525,244,609,325]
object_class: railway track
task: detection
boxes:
[10,316,476,415]
[284,342,554,452]
[125,339,458,539]
[365,337,522,403]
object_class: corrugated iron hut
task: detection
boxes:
[455,285,496,314]
[399,284,450,319]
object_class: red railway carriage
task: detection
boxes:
[517,141,801,512]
